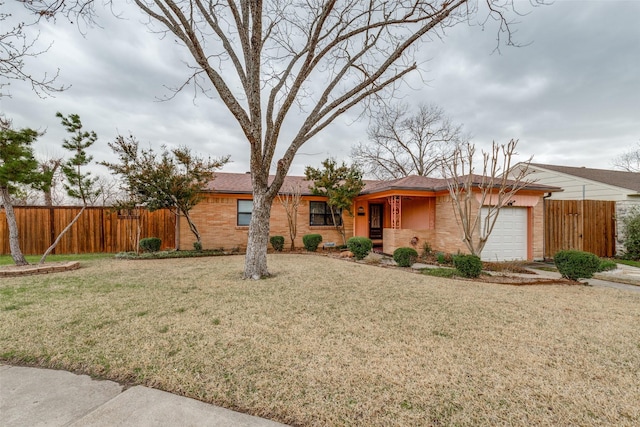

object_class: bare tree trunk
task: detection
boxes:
[1,186,28,266]
[277,184,301,251]
[43,191,53,206]
[39,206,86,264]
[244,191,275,279]
[181,209,201,245]
[329,209,347,246]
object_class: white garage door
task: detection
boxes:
[480,207,528,261]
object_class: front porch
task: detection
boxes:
[353,192,437,255]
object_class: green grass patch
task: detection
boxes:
[615,259,640,268]
[115,249,226,260]
[0,253,113,266]
[421,267,458,278]
[598,259,618,272]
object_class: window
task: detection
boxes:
[237,199,253,226]
[309,201,342,226]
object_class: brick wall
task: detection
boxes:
[532,200,544,260]
[433,194,473,255]
[179,194,354,251]
[181,191,545,259]
[383,228,436,255]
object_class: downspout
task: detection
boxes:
[543,192,552,261]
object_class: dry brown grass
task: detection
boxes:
[1,255,639,426]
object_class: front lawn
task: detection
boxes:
[1,255,638,426]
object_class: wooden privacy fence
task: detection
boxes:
[0,206,176,255]
[544,200,616,259]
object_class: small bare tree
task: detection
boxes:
[612,142,640,173]
[277,182,302,251]
[441,139,533,257]
[353,103,466,179]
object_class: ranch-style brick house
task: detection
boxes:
[178,172,560,261]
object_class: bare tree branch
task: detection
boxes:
[353,102,467,179]
[441,139,534,257]
[612,141,640,173]
[0,2,67,97]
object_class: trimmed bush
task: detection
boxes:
[554,250,601,281]
[393,247,418,267]
[623,208,640,260]
[347,237,373,260]
[453,254,483,278]
[302,234,323,252]
[139,237,162,253]
[193,241,202,251]
[270,235,285,252]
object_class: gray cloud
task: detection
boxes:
[2,0,638,180]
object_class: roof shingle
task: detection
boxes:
[530,163,640,193]
[207,172,559,195]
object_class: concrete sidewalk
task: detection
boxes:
[530,262,640,292]
[0,365,288,427]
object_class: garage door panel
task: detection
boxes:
[480,207,527,261]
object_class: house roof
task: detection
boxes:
[205,173,314,195]
[207,172,560,196]
[529,163,640,193]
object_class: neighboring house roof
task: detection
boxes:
[529,163,640,194]
[207,172,559,196]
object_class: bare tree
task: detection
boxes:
[92,175,124,206]
[612,142,640,172]
[353,103,466,179]
[277,182,302,251]
[24,0,546,278]
[38,156,64,205]
[441,139,533,257]
[0,2,65,97]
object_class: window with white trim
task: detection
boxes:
[237,199,253,226]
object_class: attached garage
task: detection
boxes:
[480,207,528,261]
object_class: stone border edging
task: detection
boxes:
[0,261,81,278]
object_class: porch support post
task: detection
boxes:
[388,196,401,229]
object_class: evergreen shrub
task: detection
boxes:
[453,254,483,278]
[554,250,601,281]
[270,235,285,252]
[393,247,418,267]
[139,237,162,253]
[347,237,373,260]
[302,234,323,252]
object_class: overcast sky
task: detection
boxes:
[2,1,639,178]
